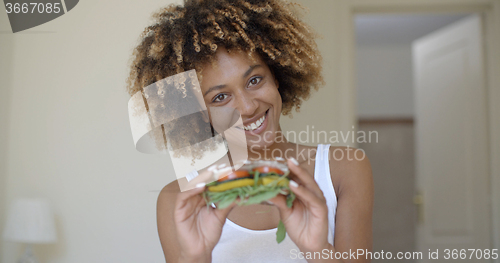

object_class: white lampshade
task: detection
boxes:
[3,198,57,243]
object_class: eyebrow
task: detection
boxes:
[243,64,262,78]
[203,84,226,97]
[203,64,263,97]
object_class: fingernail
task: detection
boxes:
[289,180,298,188]
[196,182,206,188]
[208,165,217,172]
[275,157,284,161]
[289,157,299,166]
[266,200,274,205]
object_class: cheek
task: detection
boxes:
[272,89,282,112]
[263,84,282,108]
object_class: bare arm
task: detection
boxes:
[157,174,237,263]
[158,180,201,262]
[330,147,374,262]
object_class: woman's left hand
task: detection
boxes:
[269,158,332,254]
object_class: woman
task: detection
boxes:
[127,0,373,262]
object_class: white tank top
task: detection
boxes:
[208,144,338,263]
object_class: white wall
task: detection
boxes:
[1,1,181,262]
[356,44,414,118]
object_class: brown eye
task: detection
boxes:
[212,93,228,103]
[249,76,262,87]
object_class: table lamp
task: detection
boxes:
[3,198,57,263]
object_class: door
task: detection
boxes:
[413,14,491,262]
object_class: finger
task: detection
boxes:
[267,194,293,221]
[175,182,206,212]
[288,179,326,211]
[287,158,325,200]
[213,200,238,223]
[183,170,215,191]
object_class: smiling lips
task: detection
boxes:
[244,112,267,131]
[242,110,269,132]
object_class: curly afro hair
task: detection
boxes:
[127,0,323,160]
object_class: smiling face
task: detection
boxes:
[200,48,282,150]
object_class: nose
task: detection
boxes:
[234,89,259,117]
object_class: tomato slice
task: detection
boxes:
[252,166,284,175]
[217,170,251,182]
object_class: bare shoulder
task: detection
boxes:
[328,146,373,197]
[157,180,183,262]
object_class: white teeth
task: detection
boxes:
[244,112,267,131]
[256,119,262,127]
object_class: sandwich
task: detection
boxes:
[202,160,295,243]
[203,160,295,209]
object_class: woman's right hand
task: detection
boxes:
[174,170,237,263]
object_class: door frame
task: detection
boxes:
[338,0,500,260]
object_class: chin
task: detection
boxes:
[247,139,271,150]
[246,130,277,152]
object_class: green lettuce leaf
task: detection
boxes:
[276,219,286,243]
